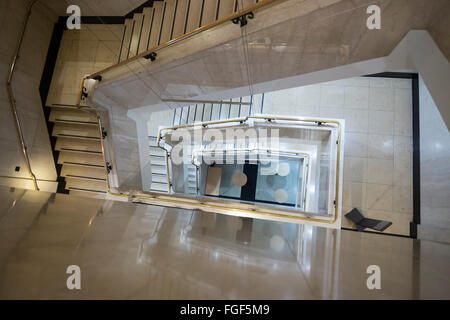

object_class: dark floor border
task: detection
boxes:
[341,227,412,239]
[39,17,68,194]
[363,72,420,239]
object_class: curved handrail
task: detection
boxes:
[155,114,342,224]
[189,147,310,209]
[6,0,39,190]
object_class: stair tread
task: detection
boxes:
[138,7,154,53]
[52,123,100,140]
[119,18,134,62]
[218,0,237,19]
[151,166,167,175]
[185,0,203,32]
[61,165,107,180]
[49,108,98,124]
[69,190,107,199]
[172,0,189,38]
[238,0,258,11]
[200,0,219,26]
[150,158,166,166]
[151,183,169,192]
[152,174,168,183]
[129,13,143,58]
[65,177,107,192]
[148,1,165,49]
[47,104,95,110]
[159,0,177,44]
[58,152,105,167]
[55,137,102,153]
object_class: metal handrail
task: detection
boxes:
[156,114,342,224]
[189,147,311,210]
[6,0,39,190]
[90,104,342,225]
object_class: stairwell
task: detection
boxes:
[46,0,258,198]
[147,93,265,194]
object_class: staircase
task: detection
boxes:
[118,0,259,62]
[148,93,265,194]
[47,0,259,198]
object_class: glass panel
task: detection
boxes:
[144,33,252,102]
[217,164,244,198]
[255,158,303,207]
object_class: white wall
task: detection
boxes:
[418,75,450,243]
[261,77,414,236]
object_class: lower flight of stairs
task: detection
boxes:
[48,105,108,198]
[149,94,264,194]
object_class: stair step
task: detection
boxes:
[55,137,102,154]
[159,0,177,44]
[69,190,107,199]
[58,152,105,167]
[52,123,100,140]
[151,165,167,175]
[238,0,258,11]
[119,18,133,62]
[129,13,144,58]
[185,0,203,32]
[172,0,189,38]
[47,104,95,111]
[49,108,98,125]
[150,157,166,166]
[138,7,154,53]
[218,0,237,19]
[61,165,107,180]
[200,0,219,26]
[149,147,165,156]
[148,1,165,49]
[152,174,168,183]
[65,177,107,193]
[151,182,169,192]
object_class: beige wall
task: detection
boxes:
[47,24,123,106]
[0,0,58,191]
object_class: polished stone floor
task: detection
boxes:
[0,186,448,299]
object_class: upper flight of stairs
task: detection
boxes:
[48,0,259,198]
[148,93,265,194]
[118,0,259,62]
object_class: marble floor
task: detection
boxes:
[0,186,449,299]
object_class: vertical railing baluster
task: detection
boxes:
[172,109,176,125]
[261,93,265,114]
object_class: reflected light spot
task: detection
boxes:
[270,235,285,252]
[274,189,288,203]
